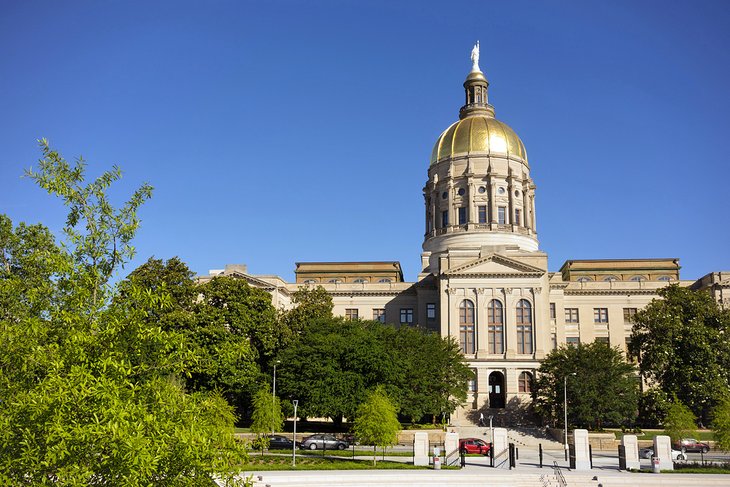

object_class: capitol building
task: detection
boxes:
[202,47,729,424]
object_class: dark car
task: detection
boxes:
[675,438,710,454]
[459,437,491,455]
[300,434,348,450]
[265,435,298,450]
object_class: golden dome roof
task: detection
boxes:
[430,115,528,165]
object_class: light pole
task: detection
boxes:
[564,372,576,461]
[292,399,299,467]
[272,360,281,434]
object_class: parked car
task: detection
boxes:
[265,435,298,450]
[340,434,359,445]
[300,434,348,450]
[639,447,686,460]
[459,437,491,455]
[675,438,710,454]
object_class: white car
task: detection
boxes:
[639,447,686,460]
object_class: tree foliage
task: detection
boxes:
[0,141,247,485]
[533,342,639,430]
[712,397,730,452]
[249,384,285,446]
[120,258,279,419]
[630,285,730,424]
[663,399,697,443]
[276,311,471,424]
[353,386,401,465]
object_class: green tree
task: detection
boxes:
[277,317,471,425]
[353,386,401,465]
[249,384,285,452]
[712,397,730,451]
[630,285,730,424]
[0,141,247,485]
[279,285,333,343]
[533,342,639,430]
[663,399,697,444]
[386,325,472,423]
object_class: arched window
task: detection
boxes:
[577,277,593,283]
[328,278,343,284]
[630,275,646,282]
[378,278,392,283]
[303,279,317,284]
[518,371,533,393]
[459,300,475,354]
[487,299,503,354]
[657,276,672,282]
[516,299,533,354]
[603,275,618,282]
[352,278,368,283]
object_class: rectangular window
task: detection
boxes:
[468,369,477,392]
[566,336,580,346]
[373,308,385,323]
[516,325,532,354]
[565,308,579,323]
[441,210,449,228]
[623,308,638,324]
[498,206,506,224]
[458,207,467,225]
[595,336,610,345]
[426,303,436,320]
[515,208,521,226]
[478,205,487,224]
[549,303,556,319]
[551,333,558,350]
[594,308,609,323]
[345,308,358,320]
[400,308,413,325]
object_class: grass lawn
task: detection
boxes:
[239,454,429,471]
[267,448,413,457]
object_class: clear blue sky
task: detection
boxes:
[2,0,729,282]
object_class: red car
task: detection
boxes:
[459,437,491,455]
[675,438,710,454]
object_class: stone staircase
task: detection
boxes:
[455,425,564,449]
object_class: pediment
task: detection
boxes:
[445,253,545,277]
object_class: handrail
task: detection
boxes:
[553,461,567,487]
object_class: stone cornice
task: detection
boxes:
[329,290,417,297]
[564,288,661,296]
[447,272,544,279]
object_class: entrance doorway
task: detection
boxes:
[488,371,505,408]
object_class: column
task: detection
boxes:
[503,288,516,359]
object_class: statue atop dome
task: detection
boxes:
[470,41,480,72]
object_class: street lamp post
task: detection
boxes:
[564,372,577,461]
[292,399,299,467]
[272,360,281,434]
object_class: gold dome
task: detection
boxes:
[430,115,528,165]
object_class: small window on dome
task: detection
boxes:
[478,186,486,194]
[498,187,506,195]
[515,190,520,197]
[457,188,465,196]
[442,191,448,199]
